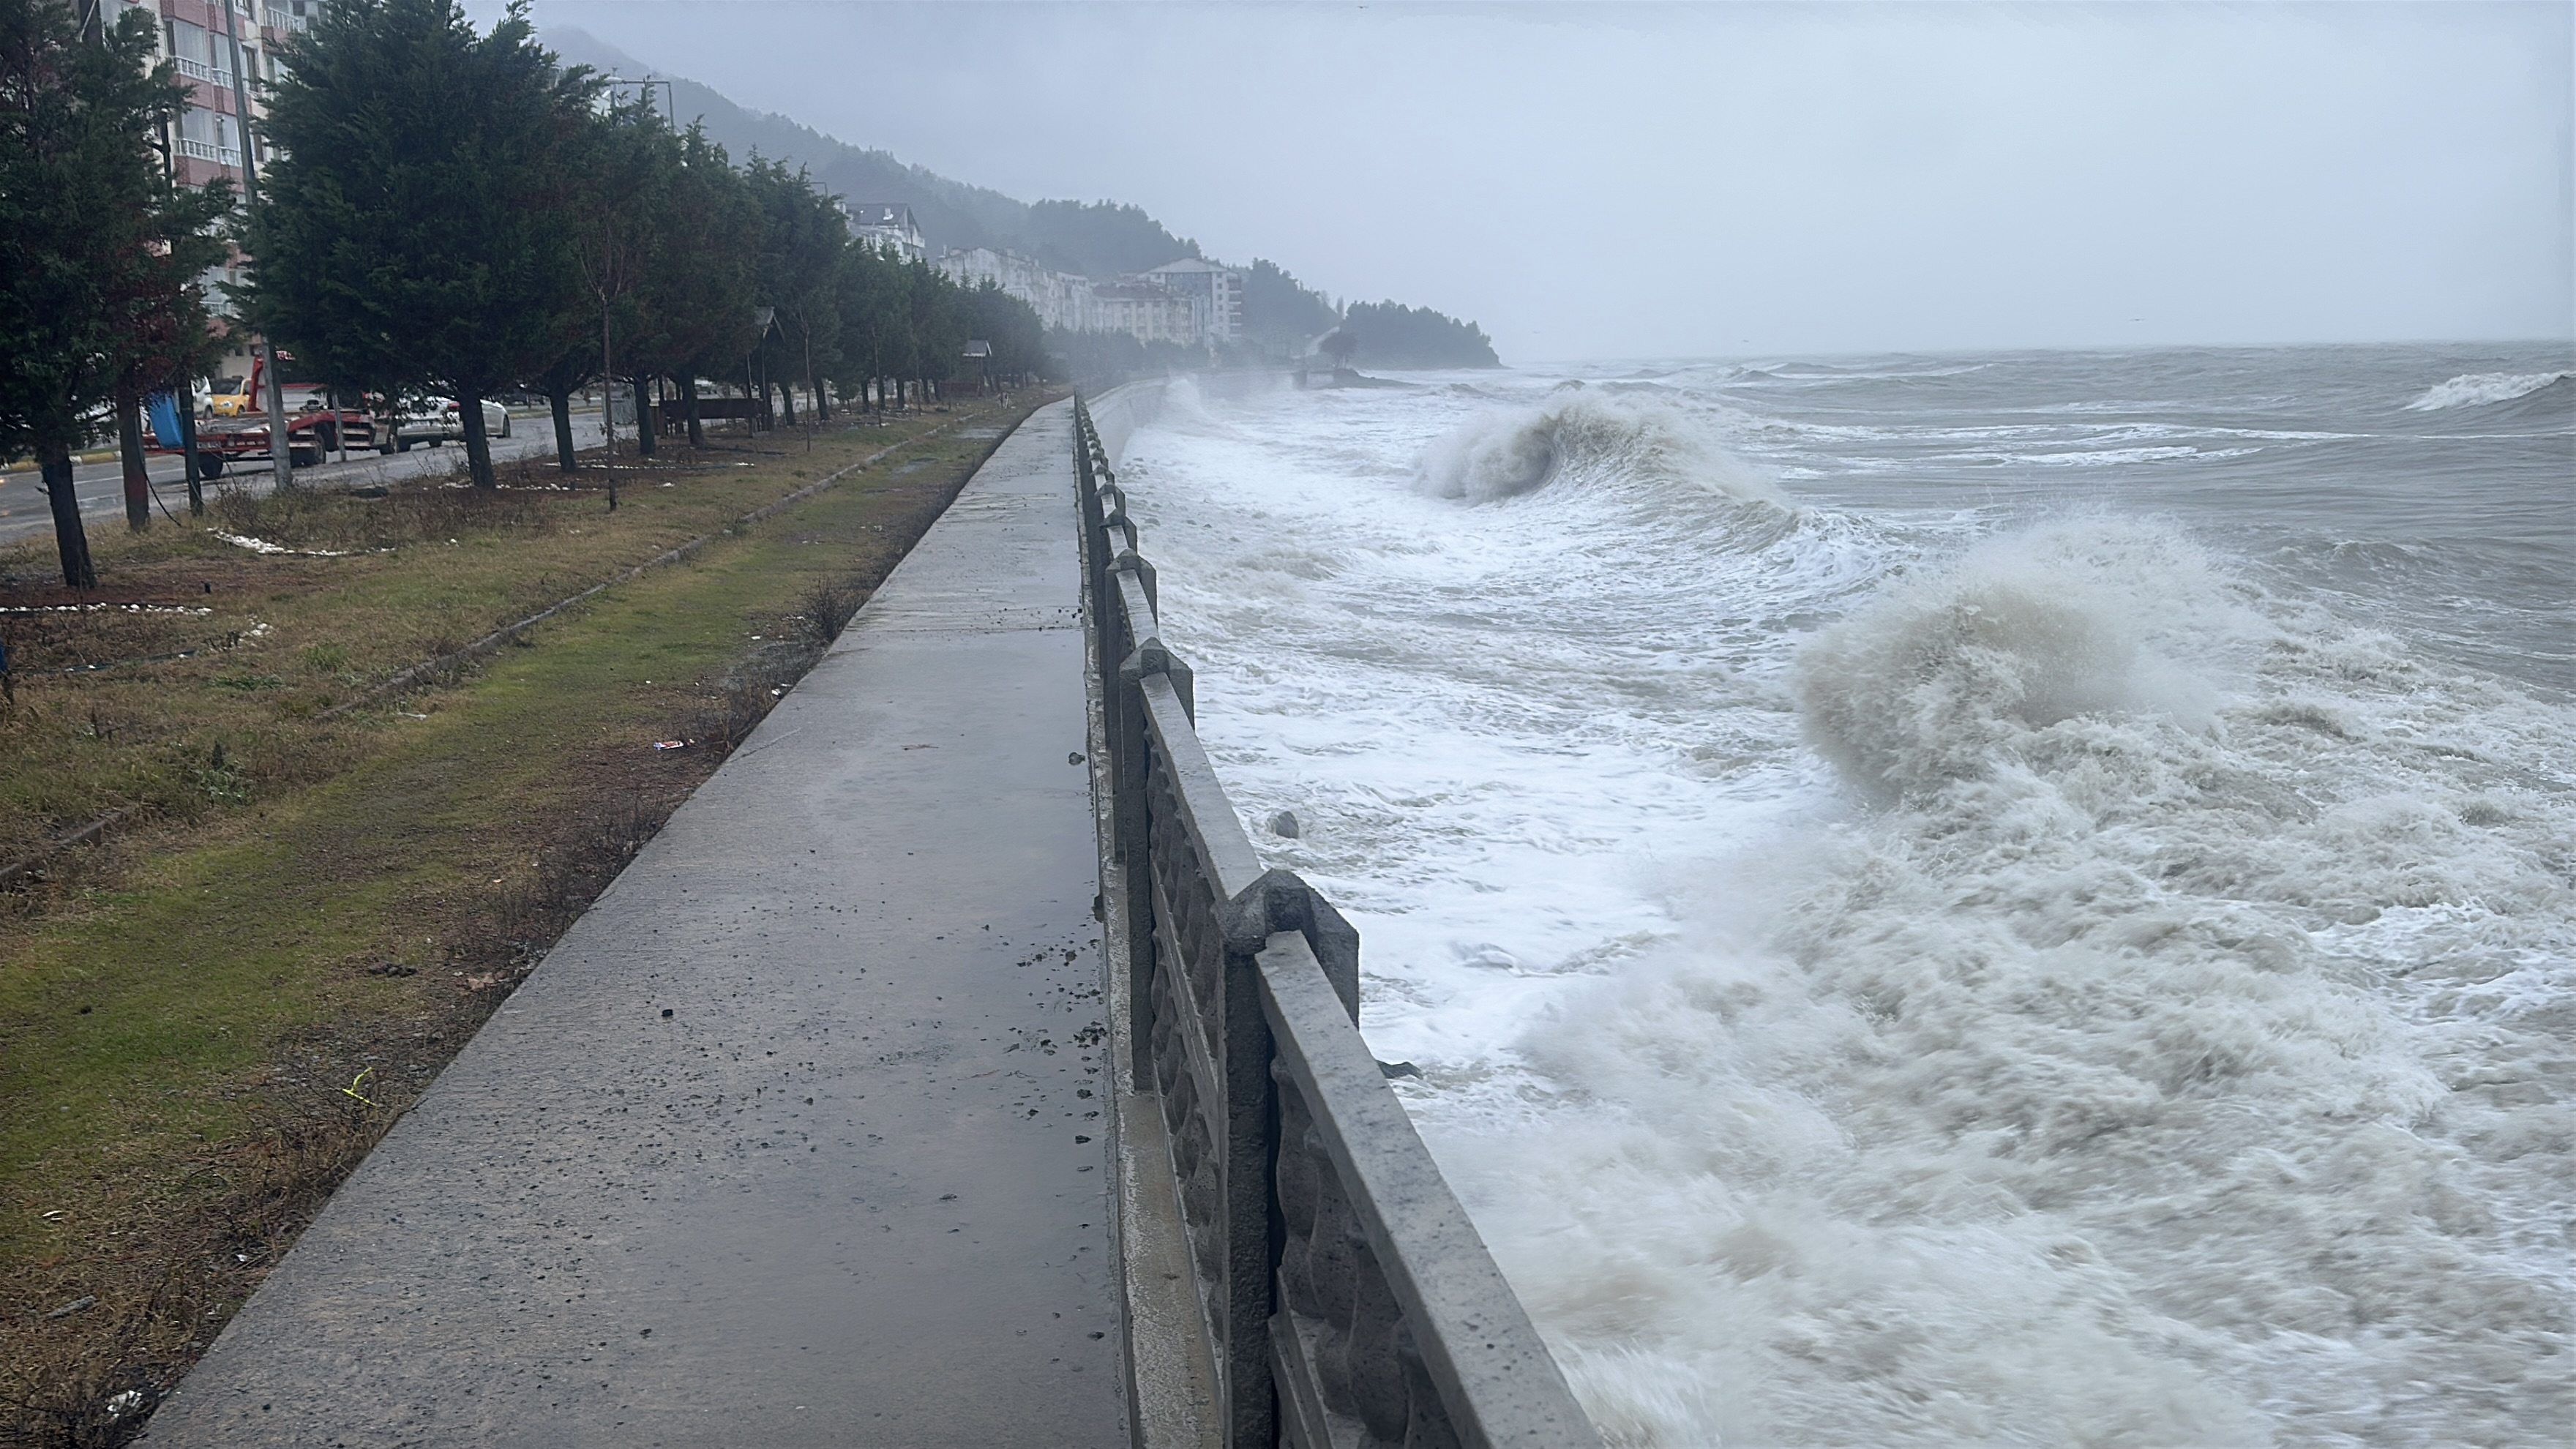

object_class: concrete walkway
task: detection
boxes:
[145,401,1127,1447]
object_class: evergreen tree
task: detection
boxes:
[1242,258,1338,348]
[745,157,844,423]
[246,0,593,488]
[634,123,758,447]
[1,0,227,583]
[899,256,960,404]
[828,240,907,414]
[960,281,1044,386]
[556,94,669,465]
[1341,300,1500,369]
[1023,199,1197,278]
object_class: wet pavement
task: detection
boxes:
[143,400,1128,1447]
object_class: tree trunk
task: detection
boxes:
[40,440,97,589]
[177,388,203,515]
[632,375,656,457]
[459,382,496,489]
[549,385,577,471]
[680,375,705,449]
[777,382,797,427]
[116,380,150,531]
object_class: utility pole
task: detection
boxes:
[219,0,292,490]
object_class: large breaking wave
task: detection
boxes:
[1415,390,1785,506]
[1478,523,2572,1445]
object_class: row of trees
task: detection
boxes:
[1331,302,1501,370]
[2,0,1049,588]
[250,0,1047,492]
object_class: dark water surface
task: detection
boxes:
[1662,343,2574,693]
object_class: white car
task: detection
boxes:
[388,396,512,451]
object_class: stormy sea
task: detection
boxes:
[1110,343,2573,1447]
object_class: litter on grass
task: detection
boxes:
[210,531,354,558]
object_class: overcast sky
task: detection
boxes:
[483,1,2572,363]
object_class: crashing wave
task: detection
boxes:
[1792,521,2226,801]
[1414,391,1783,506]
[2403,370,2572,411]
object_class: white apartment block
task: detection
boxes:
[1138,258,1243,341]
[935,246,1089,332]
[1083,280,1202,347]
[842,202,926,263]
[935,247,1248,350]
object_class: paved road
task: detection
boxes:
[0,411,604,547]
[143,401,1128,1447]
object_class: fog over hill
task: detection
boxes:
[542,28,1180,300]
[541,26,1500,367]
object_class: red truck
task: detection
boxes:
[149,353,381,476]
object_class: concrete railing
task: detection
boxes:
[1074,395,1601,1449]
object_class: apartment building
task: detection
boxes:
[842,202,927,263]
[933,246,1093,332]
[108,0,309,366]
[934,245,1251,350]
[1138,258,1243,342]
[124,0,306,188]
[1083,280,1202,348]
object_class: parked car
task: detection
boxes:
[389,396,512,450]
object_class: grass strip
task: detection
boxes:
[0,395,1055,1445]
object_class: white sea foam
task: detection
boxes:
[2403,370,2572,411]
[1120,363,2575,1448]
[1794,522,2228,800]
[1415,391,1785,506]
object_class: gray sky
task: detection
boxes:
[487,1,2573,362]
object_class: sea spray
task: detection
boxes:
[1115,345,2575,1447]
[1479,531,2571,1444]
[1792,520,2226,801]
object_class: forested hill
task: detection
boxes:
[546,28,1197,276]
[544,27,1499,362]
[545,30,1026,256]
[1343,302,1502,369]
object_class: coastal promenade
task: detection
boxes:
[143,401,1129,1445]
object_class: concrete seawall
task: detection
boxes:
[145,401,1129,1447]
[1085,371,1288,465]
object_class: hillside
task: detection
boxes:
[545,29,1188,275]
[543,27,1497,360]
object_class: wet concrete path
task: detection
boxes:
[146,401,1126,1447]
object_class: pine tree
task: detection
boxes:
[634,124,758,446]
[746,157,843,423]
[0,0,228,584]
[245,0,591,488]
